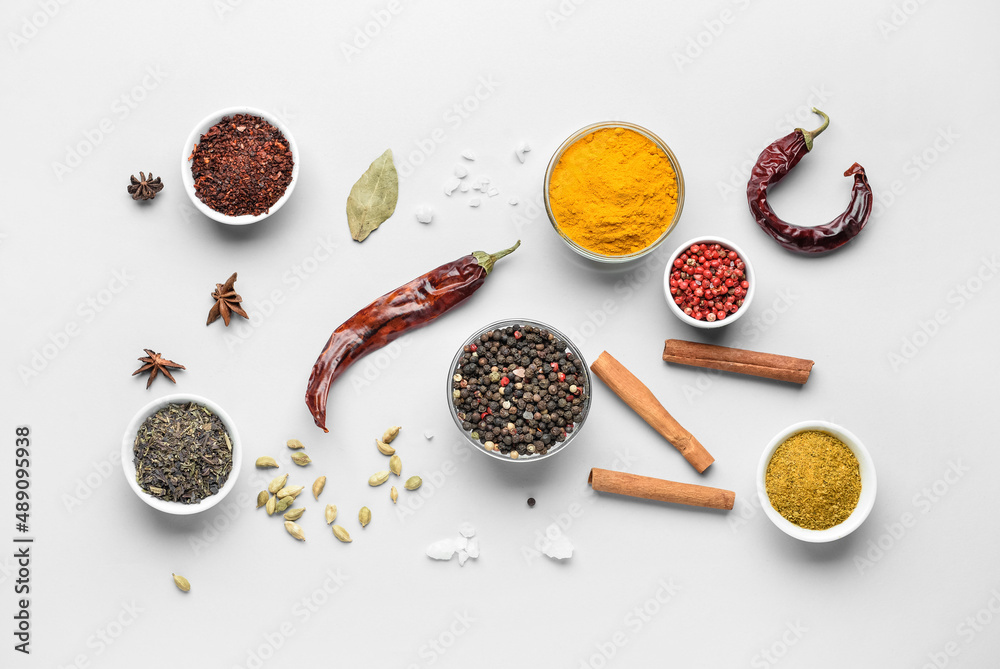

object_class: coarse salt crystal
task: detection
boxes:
[423,430,434,440]
[469,198,481,208]
[457,550,469,566]
[461,150,476,161]
[542,533,573,560]
[515,141,532,163]
[414,205,434,224]
[460,182,470,192]
[454,164,469,179]
[426,538,458,561]
[487,187,499,197]
[466,537,480,558]
[459,523,476,538]
[508,197,518,206]
[455,536,468,551]
[443,178,461,196]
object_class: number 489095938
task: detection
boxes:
[15,426,30,530]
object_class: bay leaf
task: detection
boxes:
[346,148,398,242]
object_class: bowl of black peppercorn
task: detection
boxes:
[447,319,592,462]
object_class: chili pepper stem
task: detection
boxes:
[798,108,830,151]
[473,240,521,275]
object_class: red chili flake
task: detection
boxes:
[189,113,294,217]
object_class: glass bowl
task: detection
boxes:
[544,121,685,263]
[446,319,592,463]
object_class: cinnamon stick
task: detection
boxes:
[662,339,814,384]
[589,468,735,510]
[590,351,714,473]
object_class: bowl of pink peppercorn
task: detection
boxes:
[663,236,755,329]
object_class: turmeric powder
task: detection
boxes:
[548,126,680,257]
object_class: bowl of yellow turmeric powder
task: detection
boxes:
[545,122,685,262]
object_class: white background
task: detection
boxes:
[3,1,1000,667]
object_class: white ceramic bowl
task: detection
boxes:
[122,394,242,515]
[663,236,756,329]
[756,420,876,543]
[180,106,299,225]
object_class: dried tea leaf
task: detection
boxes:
[346,148,398,242]
[172,573,191,592]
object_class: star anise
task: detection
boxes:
[132,349,186,389]
[207,272,249,326]
[127,171,164,201]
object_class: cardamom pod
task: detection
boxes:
[359,506,371,527]
[276,496,294,513]
[390,486,398,504]
[312,476,327,500]
[284,521,306,541]
[376,439,395,456]
[368,470,390,487]
[287,439,305,450]
[277,485,304,499]
[256,490,269,509]
[284,507,305,521]
[382,425,401,443]
[290,452,312,466]
[325,504,338,525]
[268,473,288,494]
[389,454,402,476]
[332,525,352,543]
[255,456,279,468]
[266,495,277,516]
[172,573,191,592]
[404,475,422,490]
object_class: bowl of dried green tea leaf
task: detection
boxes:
[756,421,876,543]
[122,394,242,515]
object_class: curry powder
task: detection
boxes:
[765,430,861,530]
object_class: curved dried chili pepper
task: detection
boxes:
[747,108,873,255]
[305,240,520,432]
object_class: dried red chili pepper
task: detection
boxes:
[747,109,873,255]
[305,241,520,432]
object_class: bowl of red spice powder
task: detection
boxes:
[663,236,755,328]
[181,107,298,224]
